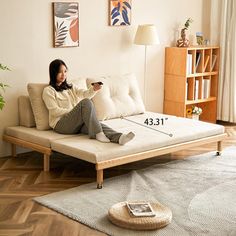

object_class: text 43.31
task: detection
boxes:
[144,118,168,126]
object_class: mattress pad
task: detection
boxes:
[51,112,225,163]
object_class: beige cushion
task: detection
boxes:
[5,126,77,148]
[18,96,36,127]
[27,79,88,130]
[87,73,145,120]
[27,83,50,130]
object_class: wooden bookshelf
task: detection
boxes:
[164,46,220,123]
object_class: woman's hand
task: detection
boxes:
[92,82,103,91]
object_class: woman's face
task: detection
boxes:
[56,64,67,85]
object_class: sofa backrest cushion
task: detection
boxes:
[27,83,50,130]
[87,73,145,120]
[18,96,36,127]
[27,79,87,130]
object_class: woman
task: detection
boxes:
[42,59,135,144]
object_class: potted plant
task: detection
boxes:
[0,63,10,110]
[176,18,193,47]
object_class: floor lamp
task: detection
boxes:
[134,24,160,105]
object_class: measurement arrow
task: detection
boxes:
[120,116,173,137]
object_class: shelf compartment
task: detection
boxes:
[198,101,217,123]
[195,49,203,73]
[203,49,211,72]
[185,100,217,123]
[186,50,195,75]
[186,77,195,100]
[210,75,218,97]
[211,48,219,72]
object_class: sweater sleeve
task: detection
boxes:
[73,84,97,99]
[42,86,71,118]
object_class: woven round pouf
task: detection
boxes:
[108,201,172,230]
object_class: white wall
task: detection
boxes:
[0,0,208,157]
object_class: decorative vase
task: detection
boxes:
[176,29,190,47]
[192,114,199,120]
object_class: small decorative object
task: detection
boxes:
[176,18,193,47]
[196,32,204,45]
[109,0,131,26]
[186,106,202,120]
[0,63,10,110]
[53,2,79,47]
[204,39,210,45]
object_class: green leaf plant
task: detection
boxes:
[183,18,193,31]
[0,63,10,110]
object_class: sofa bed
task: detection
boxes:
[2,74,227,188]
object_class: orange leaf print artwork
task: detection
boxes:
[112,0,124,11]
[70,18,78,42]
[53,2,79,47]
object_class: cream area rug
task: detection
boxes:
[34,146,236,236]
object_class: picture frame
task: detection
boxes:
[196,32,204,45]
[109,0,132,26]
[53,2,79,47]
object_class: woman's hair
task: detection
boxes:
[49,59,72,91]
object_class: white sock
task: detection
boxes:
[96,132,110,143]
[119,132,135,145]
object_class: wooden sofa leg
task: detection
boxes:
[43,154,50,171]
[97,169,103,189]
[216,141,222,156]
[11,144,17,157]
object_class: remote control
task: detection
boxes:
[91,82,103,86]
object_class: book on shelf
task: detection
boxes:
[203,79,211,98]
[186,82,188,100]
[194,80,199,100]
[195,52,201,73]
[211,54,217,71]
[201,81,204,99]
[187,54,193,75]
[203,55,210,72]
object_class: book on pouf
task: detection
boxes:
[126,202,156,217]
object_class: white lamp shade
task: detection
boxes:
[134,24,160,45]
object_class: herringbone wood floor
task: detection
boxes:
[0,123,235,236]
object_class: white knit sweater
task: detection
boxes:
[42,84,97,128]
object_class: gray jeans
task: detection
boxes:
[54,98,122,143]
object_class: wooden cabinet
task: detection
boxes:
[163,46,220,123]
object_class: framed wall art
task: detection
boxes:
[109,0,132,26]
[53,2,79,47]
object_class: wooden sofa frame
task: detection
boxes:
[3,133,227,189]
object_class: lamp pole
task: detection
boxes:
[134,24,160,107]
[144,45,147,105]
